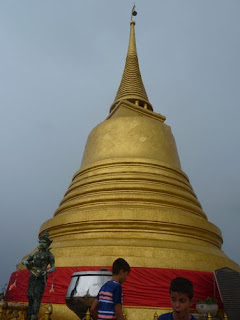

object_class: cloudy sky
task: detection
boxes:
[0,0,239,287]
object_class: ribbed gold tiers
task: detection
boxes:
[41,100,238,273]
[39,100,239,319]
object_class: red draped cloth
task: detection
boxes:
[5,267,221,307]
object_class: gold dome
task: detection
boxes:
[42,98,236,272]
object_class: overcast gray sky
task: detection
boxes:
[0,1,240,287]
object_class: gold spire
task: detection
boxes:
[110,13,153,112]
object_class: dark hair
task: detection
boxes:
[170,277,194,300]
[112,258,131,275]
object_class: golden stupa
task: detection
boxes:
[16,10,239,320]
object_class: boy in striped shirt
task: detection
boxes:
[91,258,131,320]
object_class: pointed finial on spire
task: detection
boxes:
[110,6,153,113]
[131,4,137,20]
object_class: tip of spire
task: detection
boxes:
[131,4,137,21]
[110,6,153,113]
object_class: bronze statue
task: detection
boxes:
[22,231,55,320]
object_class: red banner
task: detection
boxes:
[5,267,221,308]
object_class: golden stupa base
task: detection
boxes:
[44,304,226,320]
[40,304,172,320]
[40,303,78,320]
[3,302,227,320]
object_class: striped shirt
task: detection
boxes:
[97,281,123,320]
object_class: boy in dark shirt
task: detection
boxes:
[158,277,197,320]
[91,258,131,320]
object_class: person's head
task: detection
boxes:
[112,258,131,284]
[169,277,194,317]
